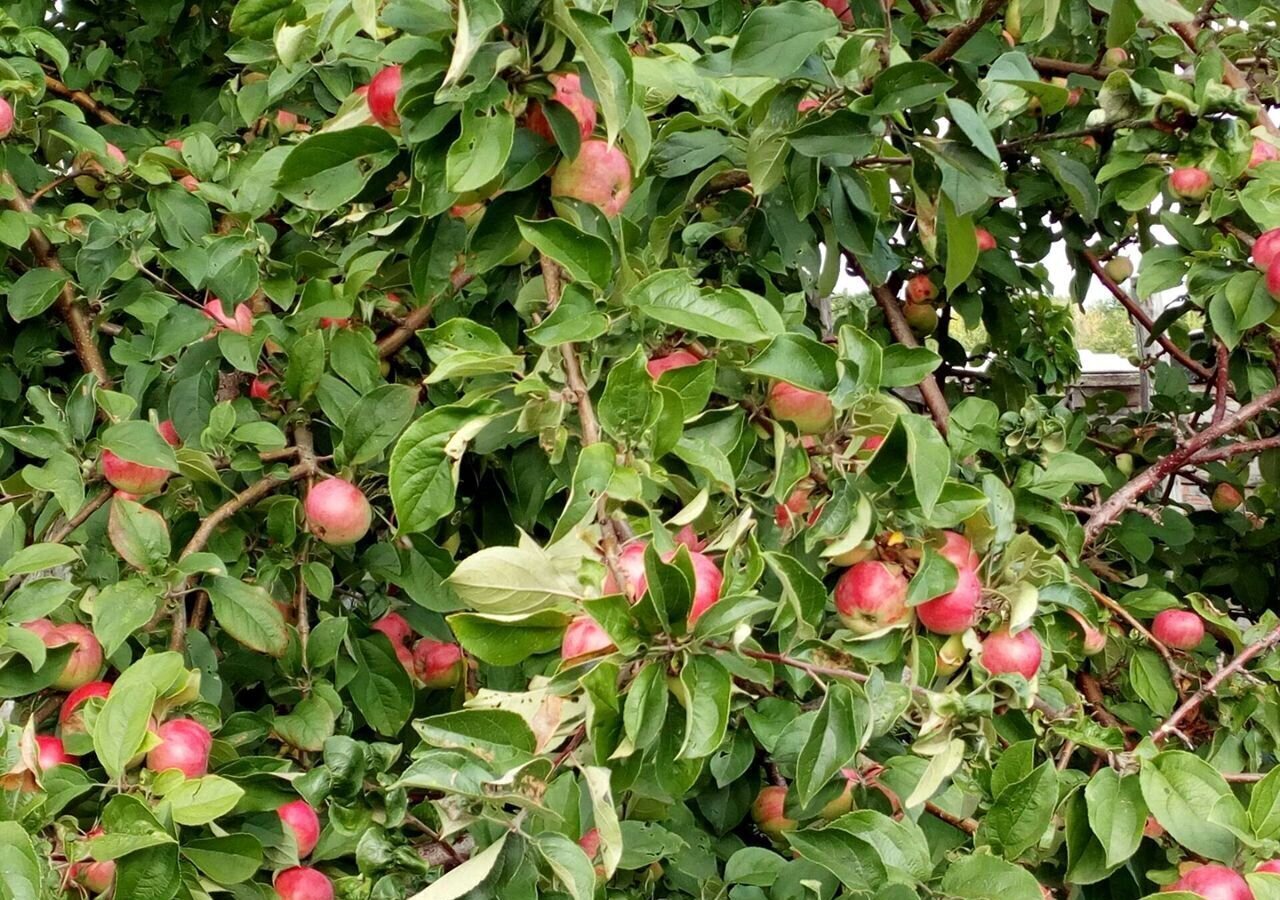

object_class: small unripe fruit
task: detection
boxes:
[976,228,997,252]
[106,143,126,165]
[834,561,912,634]
[526,73,597,143]
[1102,47,1129,68]
[0,97,13,138]
[903,301,938,335]
[318,317,350,329]
[304,478,372,545]
[250,376,276,402]
[751,785,796,841]
[551,139,633,217]
[412,638,463,688]
[278,799,321,857]
[36,735,76,770]
[861,434,885,453]
[1212,483,1243,513]
[276,110,301,133]
[179,174,200,192]
[367,65,403,128]
[906,274,937,303]
[202,297,254,335]
[1253,229,1280,270]
[146,718,213,778]
[275,866,334,900]
[980,629,1043,679]
[1250,139,1280,169]
[1169,167,1212,201]
[1169,865,1252,900]
[1103,257,1133,283]
[102,448,171,495]
[1081,135,1098,150]
[1152,609,1205,650]
[647,349,700,379]
[916,569,982,635]
[562,616,615,661]
[768,382,835,435]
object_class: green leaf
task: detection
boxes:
[446,109,515,194]
[1085,770,1147,868]
[550,4,634,144]
[92,580,160,657]
[349,636,414,736]
[552,443,616,542]
[7,269,69,323]
[442,0,502,88]
[390,405,493,534]
[164,775,245,826]
[413,709,536,761]
[940,852,1045,900]
[181,834,263,885]
[1134,0,1192,23]
[94,683,157,780]
[872,61,955,114]
[732,1,841,78]
[795,683,863,805]
[946,98,999,162]
[1039,150,1099,221]
[981,761,1058,859]
[107,498,170,571]
[537,833,596,900]
[678,654,731,759]
[447,541,582,615]
[623,661,669,753]
[447,610,569,665]
[1139,750,1245,862]
[902,413,951,518]
[339,384,419,466]
[0,542,78,578]
[277,128,400,210]
[598,347,662,443]
[784,828,887,892]
[406,834,507,900]
[229,0,297,38]
[205,576,289,656]
[629,270,783,343]
[527,284,608,346]
[1249,767,1280,840]
[273,694,337,751]
[101,420,180,472]
[742,333,838,392]
[285,330,325,402]
[943,195,978,294]
[517,218,612,288]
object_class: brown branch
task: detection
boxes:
[923,0,1008,65]
[906,0,942,20]
[1083,252,1213,382]
[924,801,979,834]
[997,120,1142,151]
[1212,342,1229,426]
[1078,673,1130,740]
[695,170,751,201]
[1192,0,1219,25]
[42,74,124,126]
[1083,383,1280,546]
[2,487,114,597]
[1219,221,1256,248]
[1027,56,1112,79]
[0,171,111,387]
[375,269,473,358]
[1077,580,1186,681]
[542,255,602,444]
[1152,619,1280,744]
[1189,436,1280,464]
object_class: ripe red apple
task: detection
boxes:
[1103,257,1133,282]
[1252,229,1280,269]
[165,138,184,151]
[905,274,937,303]
[102,443,171,495]
[937,531,981,572]
[372,612,413,645]
[1102,47,1129,68]
[304,478,372,545]
[367,65,403,128]
[0,97,13,138]
[1152,609,1204,650]
[36,735,76,770]
[834,561,912,634]
[562,615,615,661]
[915,568,982,634]
[861,434,885,453]
[275,866,334,900]
[768,382,835,435]
[577,827,601,858]
[674,525,706,552]
[106,143,127,166]
[903,301,938,335]
[603,541,648,599]
[412,638,463,688]
[975,228,997,252]
[1267,257,1280,299]
[819,0,853,24]
[527,72,597,142]
[146,718,213,778]
[550,139,632,218]
[276,110,301,133]
[1170,865,1252,900]
[775,487,812,528]
[158,420,181,447]
[647,349,700,379]
[1066,610,1106,655]
[178,174,200,192]
[202,297,254,335]
[60,680,113,738]
[25,622,104,691]
[1169,167,1212,201]
[1257,860,1280,874]
[278,799,321,857]
[1212,483,1243,512]
[797,97,821,113]
[751,785,796,841]
[250,376,277,402]
[71,828,115,894]
[980,629,1043,679]
[1250,139,1280,169]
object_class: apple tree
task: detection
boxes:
[4,0,1280,897]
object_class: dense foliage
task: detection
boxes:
[6,0,1280,898]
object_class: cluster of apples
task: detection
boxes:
[360,64,632,220]
[901,228,998,335]
[371,611,464,687]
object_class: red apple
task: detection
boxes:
[36,735,76,770]
[371,612,413,646]
[276,110,301,133]
[158,420,181,447]
[367,65,403,128]
[278,799,321,857]
[915,568,982,634]
[250,376,276,402]
[603,541,649,600]
[797,98,821,113]
[980,628,1042,679]
[861,434,885,453]
[1067,610,1106,656]
[551,139,632,218]
[165,138,184,151]
[1169,865,1252,900]
[1252,229,1280,270]
[937,531,981,572]
[412,639,463,688]
[106,143,126,165]
[71,828,115,894]
[647,349,700,379]
[275,866,334,900]
[1257,860,1280,875]
[1102,47,1129,68]
[562,615,615,661]
[751,785,796,841]
[640,550,724,624]
[25,622,104,691]
[1152,609,1204,650]
[304,478,372,545]
[906,274,937,303]
[774,487,812,528]
[674,525,707,552]
[1212,483,1243,512]
[834,561,912,634]
[146,718,213,778]
[975,228,997,252]
[527,73,597,142]
[578,827,601,858]
[60,680,113,737]
[318,317,350,329]
[1250,139,1280,169]
[1267,258,1280,299]
[768,382,834,435]
[0,97,13,138]
[1169,166,1212,201]
[178,174,200,192]
[819,0,853,24]
[202,297,254,335]
[102,446,171,495]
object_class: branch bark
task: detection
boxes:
[42,74,124,126]
[1212,341,1230,426]
[923,0,1007,65]
[375,269,473,358]
[1082,383,1280,546]
[542,255,602,444]
[1189,435,1280,464]
[1027,56,1113,79]
[1083,251,1213,382]
[1,171,112,387]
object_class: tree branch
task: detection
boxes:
[1082,383,1280,546]
[1027,56,1113,79]
[1152,619,1280,744]
[1083,251,1213,382]
[542,255,602,444]
[42,74,124,126]
[923,0,1008,65]
[375,269,473,359]
[1212,341,1229,426]
[1,171,111,387]
[1189,435,1280,464]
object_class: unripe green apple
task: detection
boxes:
[1211,483,1243,513]
[1115,453,1134,476]
[1103,257,1133,283]
[903,302,938,335]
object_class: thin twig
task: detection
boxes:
[43,74,124,126]
[923,0,1007,65]
[924,800,980,834]
[1213,341,1229,426]
[542,255,602,445]
[1077,579,1186,681]
[375,269,473,358]
[1027,56,1113,78]
[1190,436,1280,464]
